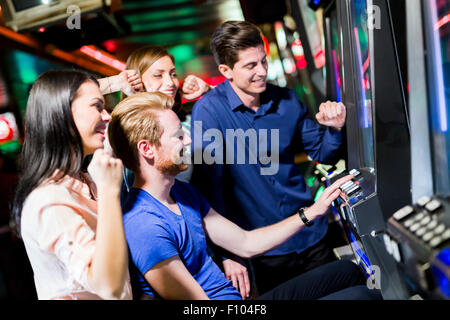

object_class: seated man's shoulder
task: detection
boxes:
[123,204,173,238]
[122,192,164,223]
[173,180,208,213]
[173,179,201,199]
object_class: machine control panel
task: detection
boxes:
[339,168,363,198]
[390,197,450,250]
[386,196,450,299]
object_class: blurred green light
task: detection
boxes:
[125,7,197,24]
[132,17,205,33]
[306,175,316,188]
[314,186,325,202]
[13,51,38,84]
[123,0,191,10]
[168,44,195,63]
[126,31,203,46]
[0,140,22,155]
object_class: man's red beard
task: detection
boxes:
[156,156,188,176]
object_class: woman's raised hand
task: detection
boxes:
[181,75,212,100]
[87,149,123,194]
[119,70,143,96]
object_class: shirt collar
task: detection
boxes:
[224,79,277,115]
[224,79,245,111]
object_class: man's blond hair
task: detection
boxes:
[108,92,173,172]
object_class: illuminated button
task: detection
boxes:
[414,212,425,222]
[341,181,353,190]
[434,224,446,235]
[393,205,414,221]
[423,232,434,242]
[425,200,442,213]
[420,216,431,226]
[342,183,356,192]
[442,229,450,241]
[427,220,438,230]
[347,185,361,196]
[416,227,427,237]
[417,196,431,207]
[404,219,415,228]
[349,169,361,176]
[410,223,421,232]
[391,240,401,262]
[430,236,443,248]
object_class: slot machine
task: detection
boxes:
[307,0,412,299]
[384,0,450,299]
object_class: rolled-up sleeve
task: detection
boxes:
[297,106,343,165]
[36,204,96,291]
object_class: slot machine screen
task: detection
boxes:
[330,10,343,102]
[427,0,450,196]
[298,0,326,69]
[349,0,375,171]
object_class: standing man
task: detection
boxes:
[190,20,347,296]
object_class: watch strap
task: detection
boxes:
[298,207,314,227]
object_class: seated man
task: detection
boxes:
[108,92,381,300]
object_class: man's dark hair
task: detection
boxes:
[210,20,264,69]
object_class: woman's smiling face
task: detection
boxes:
[71,81,110,155]
[141,55,180,99]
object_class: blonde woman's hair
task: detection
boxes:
[123,45,183,112]
[126,45,175,79]
[108,92,174,172]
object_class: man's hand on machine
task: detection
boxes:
[302,174,354,222]
[315,101,346,131]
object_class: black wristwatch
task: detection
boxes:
[298,207,314,227]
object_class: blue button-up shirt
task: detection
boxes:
[190,80,342,256]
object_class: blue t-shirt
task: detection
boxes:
[122,179,241,300]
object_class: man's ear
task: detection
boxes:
[218,64,233,80]
[137,139,155,160]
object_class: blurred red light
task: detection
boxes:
[0,117,13,142]
[103,40,117,52]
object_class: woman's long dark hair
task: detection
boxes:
[11,70,98,234]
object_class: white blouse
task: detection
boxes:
[20,172,132,300]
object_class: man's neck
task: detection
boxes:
[229,81,261,111]
[133,168,175,205]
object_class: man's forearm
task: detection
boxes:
[240,208,313,258]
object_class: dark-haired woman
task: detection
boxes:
[12,70,131,300]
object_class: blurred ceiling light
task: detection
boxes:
[218,0,244,21]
